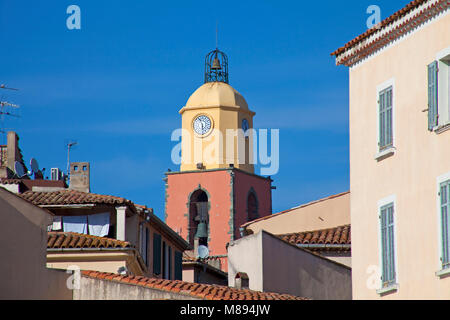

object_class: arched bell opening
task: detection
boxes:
[189,189,210,248]
[247,189,259,222]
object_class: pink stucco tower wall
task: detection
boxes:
[165,168,272,270]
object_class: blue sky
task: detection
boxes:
[0,0,410,219]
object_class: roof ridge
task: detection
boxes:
[277,225,351,251]
[278,224,351,237]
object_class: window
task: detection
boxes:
[174,251,183,280]
[247,190,259,222]
[380,203,396,288]
[189,189,209,247]
[428,51,450,131]
[440,180,450,269]
[168,246,172,280]
[379,86,393,151]
[235,272,249,289]
[162,241,171,279]
[153,233,162,275]
[428,61,439,130]
[139,224,149,266]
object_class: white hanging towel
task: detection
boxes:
[88,213,110,237]
[63,216,88,234]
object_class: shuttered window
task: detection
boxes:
[174,251,183,280]
[139,224,149,266]
[153,233,162,275]
[441,181,450,269]
[380,203,396,287]
[428,61,439,131]
[168,246,172,280]
[379,87,393,150]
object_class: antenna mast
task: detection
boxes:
[0,84,20,143]
[66,141,78,183]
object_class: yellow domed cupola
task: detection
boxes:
[179,49,255,173]
[182,82,249,112]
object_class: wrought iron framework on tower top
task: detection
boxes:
[204,49,229,84]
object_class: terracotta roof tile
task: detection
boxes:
[332,0,428,56]
[19,190,190,251]
[0,178,24,184]
[19,189,132,206]
[278,225,351,251]
[81,270,308,300]
[47,232,132,249]
[332,0,449,65]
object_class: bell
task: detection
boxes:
[211,57,222,70]
[194,222,208,239]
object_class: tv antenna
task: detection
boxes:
[0,84,20,142]
[66,140,78,182]
[0,84,19,91]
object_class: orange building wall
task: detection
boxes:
[233,170,272,240]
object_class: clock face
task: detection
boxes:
[193,115,212,136]
[242,119,249,132]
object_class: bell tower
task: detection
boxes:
[165,48,273,271]
[179,49,255,173]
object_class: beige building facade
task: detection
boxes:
[241,191,350,235]
[333,0,450,299]
[0,188,72,299]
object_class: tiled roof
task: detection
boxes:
[19,189,188,251]
[19,189,133,206]
[278,225,351,251]
[332,0,427,56]
[0,178,24,184]
[48,232,132,249]
[332,0,449,66]
[241,191,350,229]
[81,270,308,300]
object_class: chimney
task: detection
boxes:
[69,162,90,193]
[7,131,20,171]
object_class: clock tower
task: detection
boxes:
[165,48,273,271]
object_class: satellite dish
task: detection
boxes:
[14,161,25,178]
[197,245,210,259]
[30,158,39,173]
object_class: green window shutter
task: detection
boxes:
[379,87,393,150]
[144,228,149,266]
[428,61,439,130]
[379,91,386,149]
[441,182,450,268]
[174,251,183,280]
[153,233,162,275]
[168,246,172,280]
[381,204,396,286]
[386,89,393,147]
[380,207,388,283]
